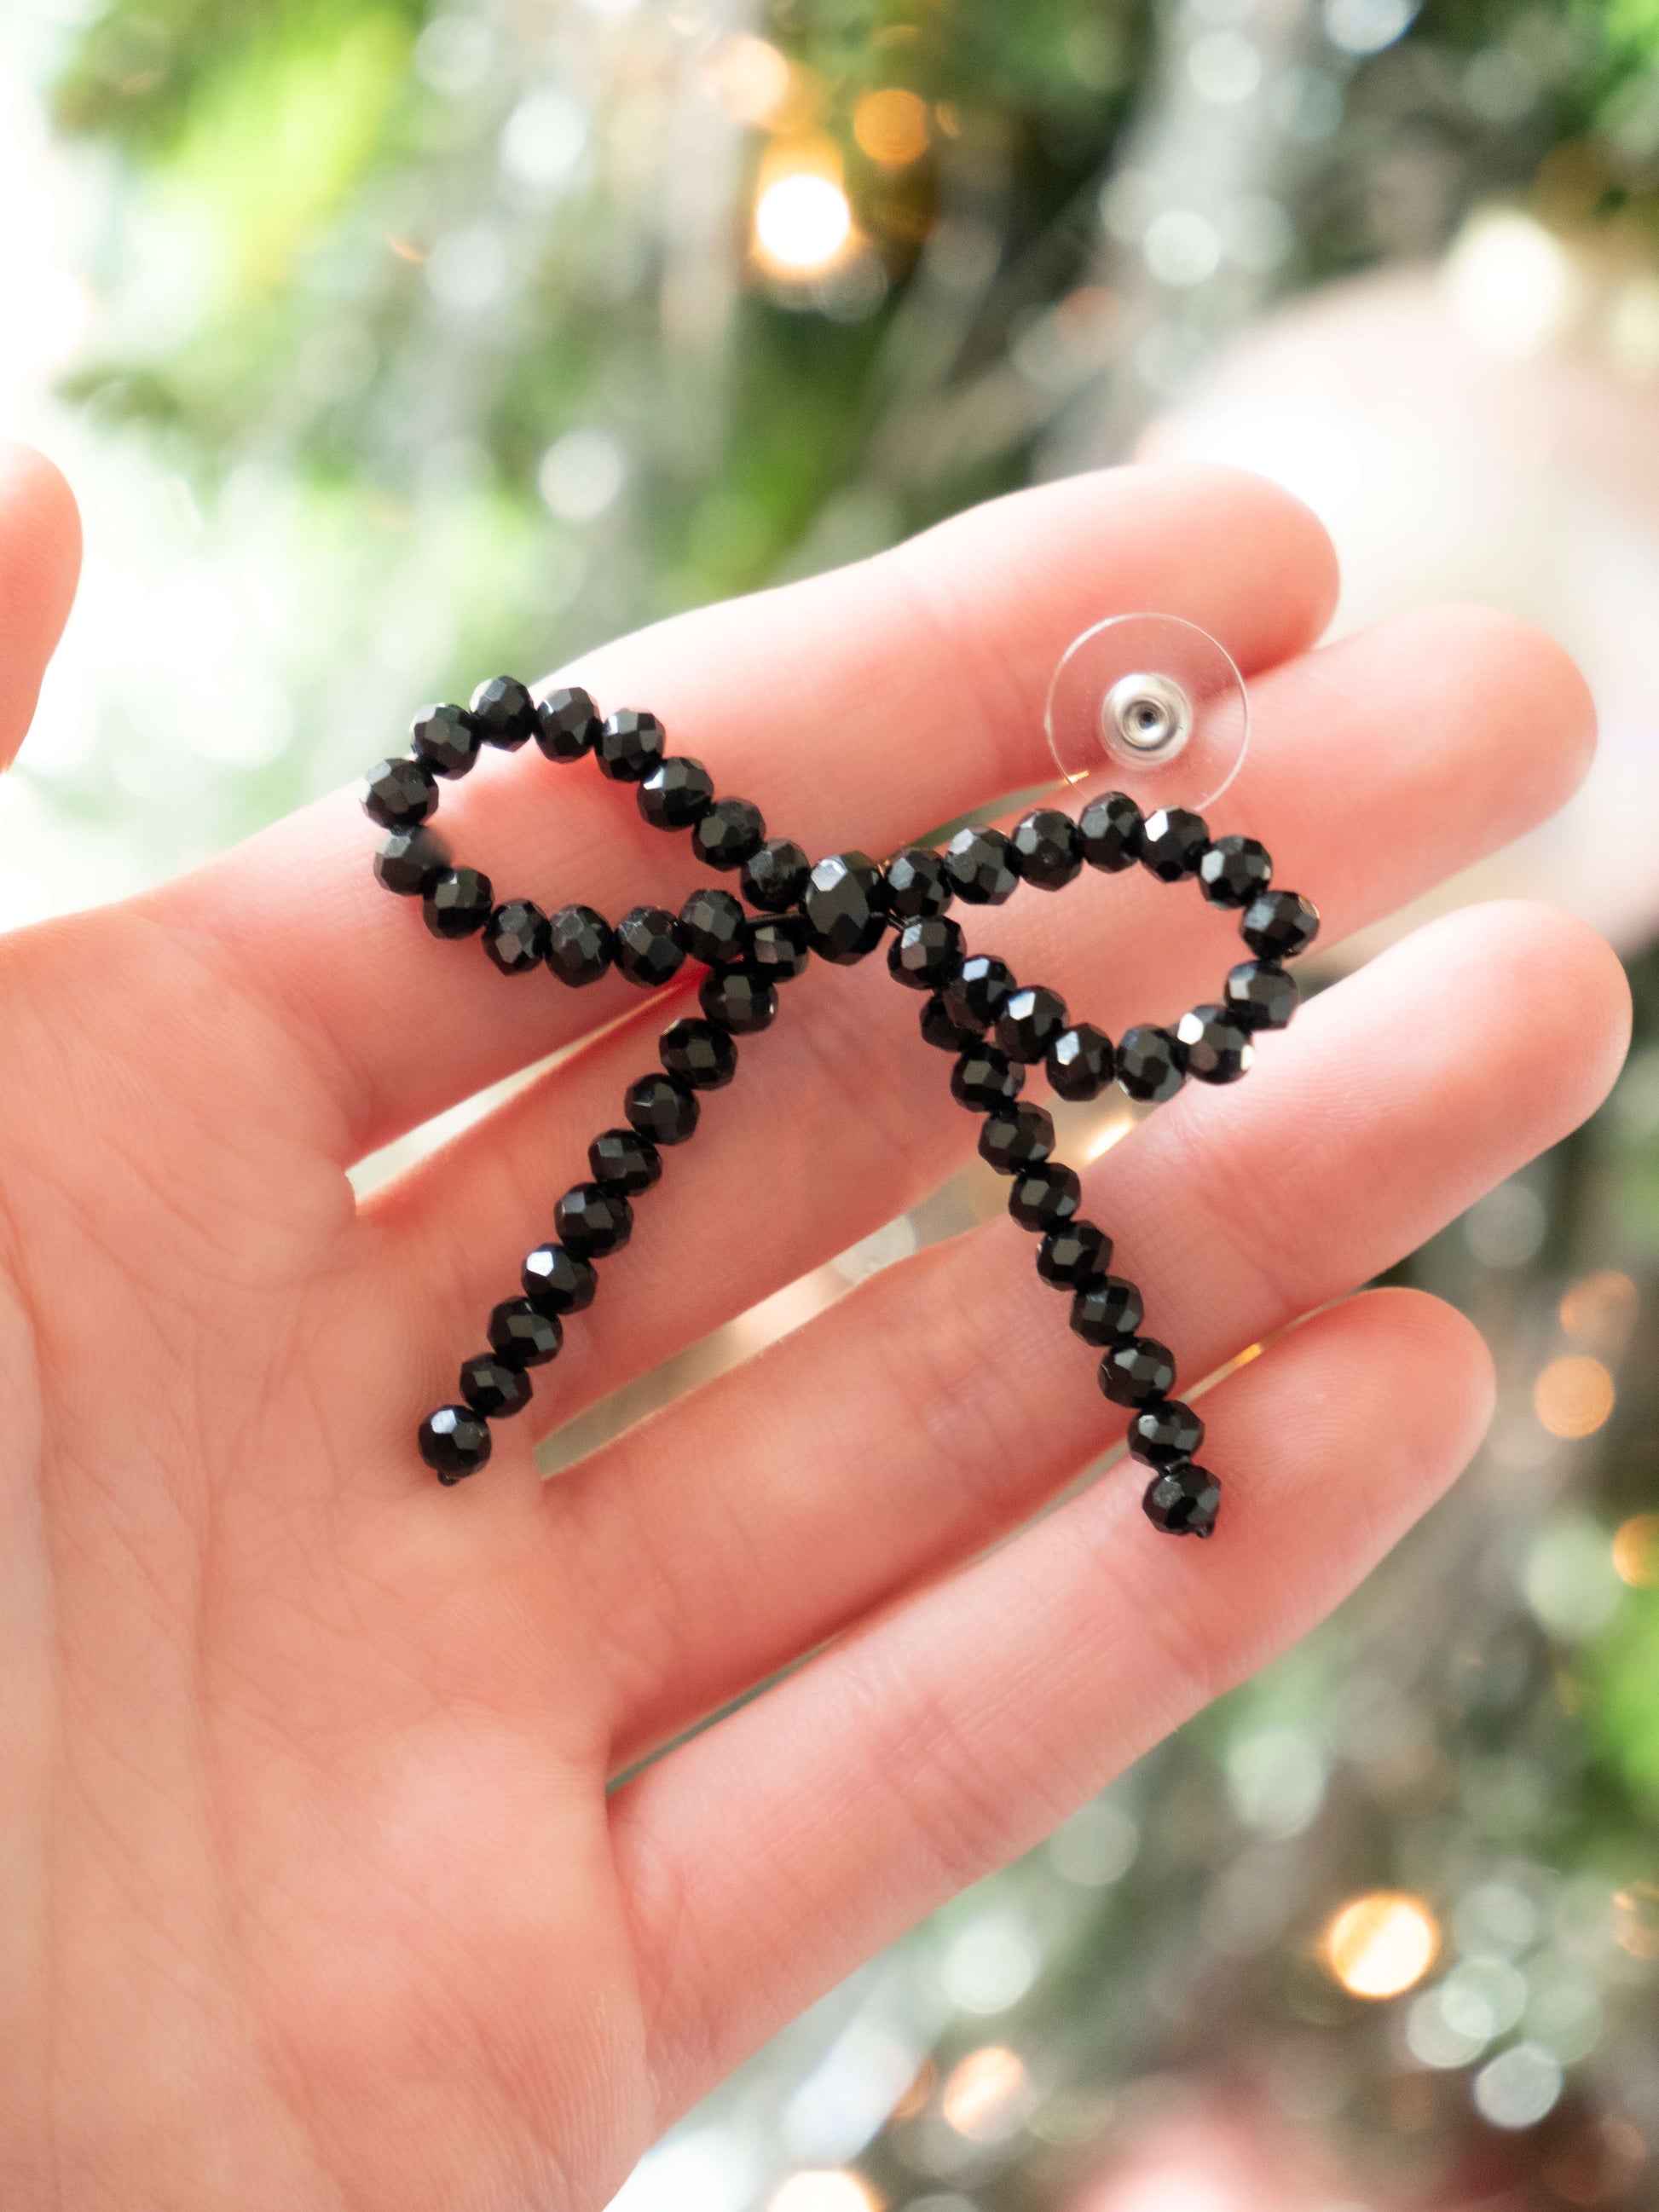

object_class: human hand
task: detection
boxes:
[0,446,1627,2209]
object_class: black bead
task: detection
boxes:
[521,1243,598,1312]
[699,967,777,1033]
[1047,1023,1114,1102]
[979,1102,1055,1175]
[1240,888,1321,960]
[692,797,766,871]
[1010,808,1083,891]
[743,915,810,982]
[535,685,601,762]
[1078,791,1143,872]
[419,1405,491,1482]
[941,954,1016,1034]
[1128,1400,1205,1468]
[1116,1025,1185,1104]
[374,826,450,897]
[1099,1336,1176,1407]
[410,702,483,778]
[1009,1161,1082,1233]
[424,868,494,939]
[887,915,965,992]
[741,838,810,913]
[1224,959,1298,1032]
[483,899,551,976]
[460,1354,534,1418]
[801,852,887,964]
[590,1126,662,1193]
[639,757,714,831]
[942,825,1019,905]
[661,1017,737,1090]
[679,887,748,967]
[597,708,667,782]
[553,1183,634,1259]
[1070,1274,1144,1346]
[1175,1004,1254,1083]
[488,1297,564,1366]
[546,904,615,987]
[1141,806,1210,882]
[884,846,952,919]
[1198,834,1272,909]
[363,755,438,830]
[921,994,980,1053]
[996,985,1068,1065]
[1038,1219,1113,1289]
[624,1073,701,1145]
[614,906,686,988]
[1142,1461,1222,1537]
[951,1042,1023,1111]
[470,675,537,749]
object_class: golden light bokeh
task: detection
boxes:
[853,88,931,166]
[1558,1269,1639,1354]
[1535,1354,1616,1440]
[1613,1513,1659,1588]
[754,170,853,274]
[940,2045,1032,2142]
[768,2172,882,2212]
[705,36,795,128]
[1323,1891,1440,1999]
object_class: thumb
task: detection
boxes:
[0,441,82,772]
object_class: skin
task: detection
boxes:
[0,441,1631,2211]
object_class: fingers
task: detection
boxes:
[153,465,1337,1153]
[610,1287,1496,2117]
[0,443,81,771]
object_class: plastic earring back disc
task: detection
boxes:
[1044,612,1250,812]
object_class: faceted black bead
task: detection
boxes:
[419,1405,491,1482]
[470,675,537,749]
[996,985,1068,1065]
[1038,1219,1113,1289]
[410,702,483,778]
[1078,791,1143,872]
[1198,834,1272,909]
[661,1017,737,1090]
[979,1102,1055,1175]
[590,1126,662,1193]
[801,852,887,964]
[363,756,438,830]
[1127,1399,1205,1468]
[639,756,714,831]
[535,685,601,762]
[460,1354,533,1418]
[1070,1274,1144,1346]
[692,797,766,872]
[546,904,614,987]
[483,899,550,976]
[624,1073,700,1146]
[951,1042,1023,1112]
[1142,1461,1222,1538]
[741,838,810,913]
[1047,1023,1114,1102]
[424,868,494,939]
[1010,808,1083,891]
[1116,1025,1185,1104]
[679,887,748,968]
[374,826,450,897]
[942,825,1019,905]
[743,915,810,982]
[941,954,1016,1034]
[884,846,952,920]
[614,906,686,988]
[597,708,667,783]
[1009,1161,1082,1233]
[553,1183,634,1259]
[1240,889,1321,960]
[699,967,777,1034]
[488,1297,564,1366]
[1224,959,1298,1032]
[521,1243,598,1312]
[1175,1004,1254,1083]
[1140,806,1210,882]
[1099,1336,1176,1408]
[921,995,980,1054]
[887,915,965,992]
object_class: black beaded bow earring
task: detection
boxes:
[362,616,1318,1539]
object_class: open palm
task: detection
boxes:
[0,444,1628,2210]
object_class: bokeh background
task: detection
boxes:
[7,0,1659,2204]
